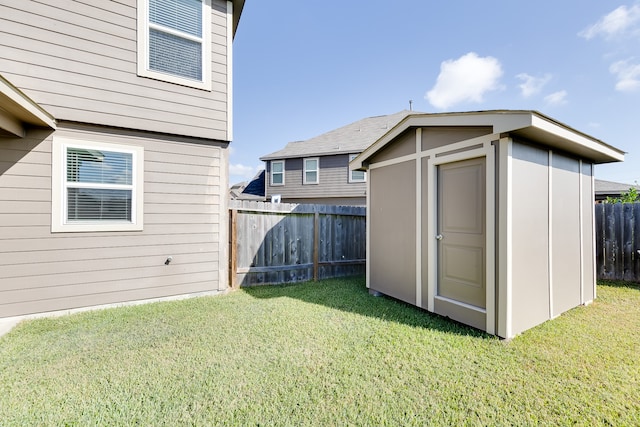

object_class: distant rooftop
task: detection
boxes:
[260,110,418,160]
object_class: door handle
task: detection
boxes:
[436,234,443,241]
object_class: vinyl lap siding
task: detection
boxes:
[0,124,226,318]
[0,0,230,141]
[266,154,367,204]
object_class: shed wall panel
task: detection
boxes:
[581,163,595,302]
[421,126,492,151]
[369,160,416,304]
[551,153,582,316]
[511,142,550,335]
[420,156,430,308]
[0,0,230,140]
[0,124,227,318]
[370,129,415,163]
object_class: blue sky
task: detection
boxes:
[230,1,640,186]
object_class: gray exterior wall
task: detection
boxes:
[0,0,230,141]
[265,154,367,205]
[0,123,227,318]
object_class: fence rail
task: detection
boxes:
[595,202,640,282]
[229,201,366,287]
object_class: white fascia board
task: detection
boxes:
[529,114,625,163]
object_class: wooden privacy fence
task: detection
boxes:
[595,202,640,282]
[229,200,366,287]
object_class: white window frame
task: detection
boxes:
[349,154,366,183]
[137,0,212,90]
[270,160,285,186]
[303,157,320,185]
[52,137,144,233]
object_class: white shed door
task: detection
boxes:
[437,157,486,309]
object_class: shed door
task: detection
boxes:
[437,157,486,308]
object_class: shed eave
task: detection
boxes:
[0,74,56,137]
[352,110,625,169]
[509,114,625,164]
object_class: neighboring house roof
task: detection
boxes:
[594,179,639,199]
[229,170,265,200]
[242,170,266,197]
[352,110,625,170]
[260,110,419,161]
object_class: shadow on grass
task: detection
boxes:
[598,280,640,291]
[242,275,493,339]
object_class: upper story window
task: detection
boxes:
[270,160,285,186]
[303,157,319,184]
[137,0,212,90]
[52,137,144,232]
[349,154,366,183]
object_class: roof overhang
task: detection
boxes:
[352,110,625,170]
[231,0,245,38]
[0,74,56,138]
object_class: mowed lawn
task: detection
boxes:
[0,277,638,426]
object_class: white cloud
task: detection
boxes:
[516,73,552,98]
[579,4,640,40]
[229,163,263,181]
[610,59,640,91]
[544,90,568,106]
[425,52,503,110]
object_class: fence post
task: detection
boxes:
[313,211,319,281]
[229,209,238,289]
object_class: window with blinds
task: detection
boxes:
[66,149,133,222]
[52,138,144,233]
[137,0,211,90]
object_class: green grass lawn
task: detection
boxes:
[1,277,638,426]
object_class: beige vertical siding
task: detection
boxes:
[0,0,230,141]
[510,142,591,335]
[422,126,492,151]
[510,142,550,335]
[550,153,582,316]
[368,160,416,304]
[581,163,595,302]
[0,124,227,318]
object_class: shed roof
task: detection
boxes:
[351,110,625,170]
[260,110,418,161]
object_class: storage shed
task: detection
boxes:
[350,111,625,338]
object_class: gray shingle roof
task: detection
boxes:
[595,179,639,194]
[260,110,417,160]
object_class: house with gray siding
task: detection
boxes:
[260,110,416,205]
[0,0,244,323]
